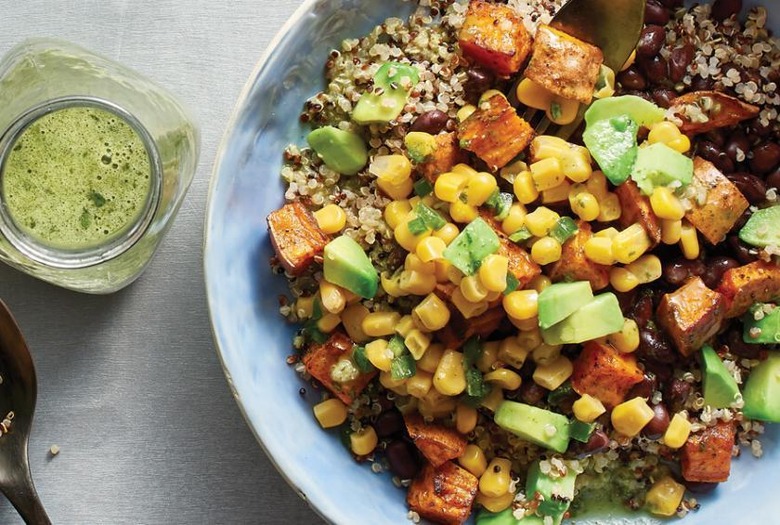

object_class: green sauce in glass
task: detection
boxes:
[1,105,152,251]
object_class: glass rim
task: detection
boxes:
[0,95,162,269]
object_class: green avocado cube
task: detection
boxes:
[701,345,741,409]
[630,142,693,195]
[443,217,500,275]
[307,126,368,175]
[743,353,780,422]
[525,460,578,524]
[583,115,639,185]
[584,95,665,128]
[537,281,594,330]
[322,235,378,299]
[743,304,780,344]
[739,205,780,248]
[541,293,624,345]
[353,62,419,124]
[494,401,571,453]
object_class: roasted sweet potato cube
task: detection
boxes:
[405,413,468,467]
[436,305,505,350]
[458,94,534,171]
[615,180,662,246]
[681,421,736,483]
[458,0,533,77]
[302,332,376,405]
[656,277,725,357]
[524,25,603,104]
[571,341,644,409]
[419,132,468,183]
[407,461,478,525]
[548,220,610,290]
[718,260,780,318]
[267,201,330,275]
[478,209,542,288]
[685,157,750,244]
[669,91,760,135]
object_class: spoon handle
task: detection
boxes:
[2,472,51,525]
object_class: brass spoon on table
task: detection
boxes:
[0,300,51,525]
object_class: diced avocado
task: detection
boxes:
[568,420,595,443]
[743,304,780,344]
[630,142,693,195]
[525,460,578,525]
[582,115,639,185]
[701,345,740,409]
[353,62,419,124]
[443,217,500,275]
[541,293,623,345]
[537,281,594,330]
[322,235,378,299]
[743,354,780,422]
[494,401,571,453]
[404,131,436,163]
[739,205,780,248]
[475,508,544,525]
[307,126,368,175]
[584,95,665,128]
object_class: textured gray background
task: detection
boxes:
[0,1,325,523]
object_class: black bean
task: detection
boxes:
[652,88,677,108]
[377,394,395,412]
[698,140,735,173]
[663,258,706,286]
[639,55,669,86]
[628,373,658,400]
[732,209,752,231]
[766,167,780,191]
[728,235,758,264]
[685,481,719,494]
[704,129,727,148]
[638,328,677,364]
[701,256,740,289]
[690,75,715,91]
[669,44,695,83]
[385,440,420,479]
[726,173,768,204]
[724,328,762,359]
[464,68,494,103]
[750,142,780,175]
[642,403,671,440]
[579,430,610,457]
[711,0,743,21]
[644,0,671,25]
[520,381,548,405]
[374,410,404,438]
[724,131,751,163]
[410,109,450,134]
[665,378,692,412]
[618,66,647,90]
[628,292,655,328]
[637,25,667,59]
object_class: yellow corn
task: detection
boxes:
[466,171,499,206]
[679,221,700,260]
[399,270,437,295]
[625,254,662,284]
[650,186,685,220]
[319,280,346,314]
[458,444,488,477]
[416,236,447,263]
[498,336,531,369]
[484,368,522,390]
[456,403,479,434]
[381,271,407,298]
[595,226,619,239]
[451,288,489,319]
[611,397,655,437]
[394,220,430,252]
[663,412,692,449]
[364,339,392,371]
[434,171,468,203]
[645,476,686,517]
[406,370,433,399]
[433,349,467,396]
[457,104,477,122]
[583,236,615,265]
[607,318,640,353]
[434,222,460,245]
[452,163,478,177]
[514,170,540,204]
[294,295,316,320]
[593,65,616,99]
[570,190,600,221]
[501,203,527,235]
[379,370,407,395]
[340,303,371,344]
[405,253,435,274]
[516,78,554,110]
[395,314,417,338]
[446,264,464,285]
[417,343,444,373]
[362,311,401,337]
[533,355,573,390]
[503,289,539,321]
[434,259,452,283]
[610,267,640,293]
[479,458,512,497]
[405,329,431,360]
[499,159,529,182]
[612,224,652,264]
[450,200,480,224]
[586,170,609,198]
[597,192,622,222]
[648,121,682,146]
[530,157,565,191]
[479,89,506,104]
[532,342,562,365]
[531,236,563,265]
[377,176,414,201]
[561,150,593,183]
[572,394,606,423]
[661,218,682,245]
[413,293,451,332]
[418,388,458,419]
[476,492,515,514]
[314,204,347,234]
[370,154,412,184]
[460,274,489,303]
[524,206,560,237]
[317,313,341,333]
[512,316,540,332]
[667,134,691,153]
[478,254,509,293]
[480,386,504,412]
[547,96,580,125]
[477,341,500,373]
[524,276,548,295]
[542,180,572,204]
[350,425,379,456]
[313,398,349,428]
[530,135,570,161]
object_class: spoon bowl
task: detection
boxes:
[0,300,50,525]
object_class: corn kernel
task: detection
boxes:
[434,171,468,203]
[479,458,512,497]
[294,295,316,320]
[478,254,509,293]
[547,96,580,125]
[524,206,560,237]
[418,388,458,419]
[456,403,479,434]
[380,271,407,298]
[570,190,600,221]
[572,394,606,423]
[399,270,437,296]
[313,204,347,234]
[451,163,478,177]
[394,220,430,252]
[533,355,573,390]
[412,293,451,332]
[511,316,539,332]
[650,186,685,220]
[434,222,460,245]
[503,290,539,321]
[541,180,572,204]
[611,397,655,437]
[518,328,542,349]
[593,65,616,99]
[476,491,515,514]
[451,288,489,319]
[648,121,682,146]
[313,398,348,429]
[446,264,464,285]
[405,329,431,360]
[530,135,570,161]
[645,476,686,517]
[484,368,522,390]
[610,267,640,293]
[317,313,341,333]
[377,175,413,200]
[350,425,379,456]
[362,311,401,337]
[449,200,479,224]
[457,104,477,122]
[379,370,407,394]
[516,78,554,111]
[586,170,609,198]
[405,253,435,274]
[561,149,593,183]
[679,221,700,260]
[460,274,489,303]
[364,339,392,371]
[661,218,682,245]
[667,134,691,153]
[530,157,565,191]
[498,336,531,369]
[513,170,539,204]
[663,412,692,449]
[433,349,467,396]
[340,303,371,343]
[527,275,551,293]
[434,259,451,283]
[531,236,563,265]
[369,154,412,184]
[597,192,622,222]
[480,386,504,412]
[479,89,506,104]
[501,203,527,235]
[607,318,640,353]
[625,254,662,284]
[465,171,499,206]
[583,236,615,265]
[406,370,433,399]
[415,236,447,263]
[319,280,346,314]
[532,342,562,365]
[477,341,500,373]
[594,226,619,239]
[612,224,651,264]
[395,315,417,338]
[417,343,444,374]
[459,443,488,477]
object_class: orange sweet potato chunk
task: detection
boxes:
[419,132,468,183]
[302,332,376,404]
[548,220,610,291]
[717,260,780,318]
[458,0,533,77]
[267,201,330,275]
[405,413,468,468]
[407,461,478,525]
[615,180,662,246]
[571,341,644,409]
[669,91,759,135]
[656,277,725,357]
[681,421,736,483]
[458,94,534,171]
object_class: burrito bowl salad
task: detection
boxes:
[265,0,780,523]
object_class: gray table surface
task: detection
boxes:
[0,1,325,523]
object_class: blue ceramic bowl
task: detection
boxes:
[205,1,779,523]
